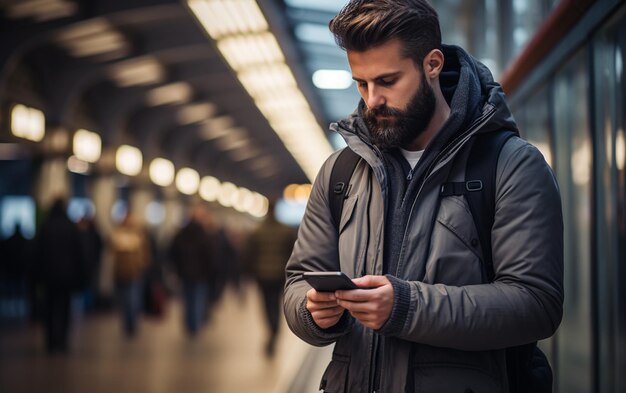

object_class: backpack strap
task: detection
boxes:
[440,130,516,282]
[329,147,361,232]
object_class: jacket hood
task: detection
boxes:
[332,44,518,151]
[446,45,518,135]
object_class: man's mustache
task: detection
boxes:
[366,105,402,118]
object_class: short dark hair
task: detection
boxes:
[329,0,441,66]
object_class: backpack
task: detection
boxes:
[328,130,552,393]
[111,227,147,282]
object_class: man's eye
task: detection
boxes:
[379,79,395,86]
[357,81,367,89]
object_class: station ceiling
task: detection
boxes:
[0,0,499,202]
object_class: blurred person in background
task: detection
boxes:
[246,200,296,357]
[110,210,151,338]
[169,205,214,337]
[35,197,88,354]
[220,225,245,304]
[142,227,168,320]
[77,214,103,312]
[203,217,240,308]
[0,223,30,316]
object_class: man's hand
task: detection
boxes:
[335,275,394,330]
[306,288,345,329]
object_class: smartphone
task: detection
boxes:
[302,271,359,292]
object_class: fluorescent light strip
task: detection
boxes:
[198,0,267,39]
[187,0,334,181]
[199,175,268,217]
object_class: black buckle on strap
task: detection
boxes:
[465,180,483,192]
[440,180,483,196]
[333,182,347,194]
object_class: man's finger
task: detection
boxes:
[351,275,389,288]
[307,288,337,301]
[335,287,383,302]
[308,298,340,309]
[312,306,344,319]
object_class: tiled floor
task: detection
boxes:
[0,283,332,393]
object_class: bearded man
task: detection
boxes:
[283,0,564,392]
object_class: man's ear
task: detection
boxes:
[422,49,444,79]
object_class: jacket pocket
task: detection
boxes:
[411,363,502,393]
[339,194,358,235]
[425,195,484,285]
[436,195,481,257]
[319,353,350,393]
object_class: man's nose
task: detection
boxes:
[366,87,385,109]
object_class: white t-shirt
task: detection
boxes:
[399,148,424,169]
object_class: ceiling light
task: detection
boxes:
[187,0,335,182]
[199,176,221,202]
[206,115,235,130]
[73,129,101,163]
[250,193,269,218]
[10,104,45,142]
[201,123,243,141]
[176,103,217,125]
[238,64,296,98]
[57,20,129,59]
[146,82,193,106]
[234,187,255,212]
[176,168,200,195]
[313,69,353,90]
[6,0,78,22]
[188,0,268,40]
[198,172,269,217]
[217,33,284,71]
[228,146,261,162]
[217,181,238,207]
[116,145,142,176]
[110,57,165,87]
[214,137,250,152]
[150,158,175,187]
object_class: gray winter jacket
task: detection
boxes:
[284,45,564,393]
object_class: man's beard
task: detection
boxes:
[364,75,436,150]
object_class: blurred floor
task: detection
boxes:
[0,282,332,393]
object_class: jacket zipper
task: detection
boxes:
[394,105,497,278]
[407,168,414,181]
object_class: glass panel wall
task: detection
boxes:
[519,85,554,168]
[552,48,593,393]
[433,0,557,79]
[592,8,626,393]
[512,84,559,370]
